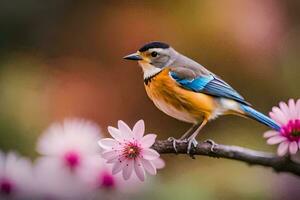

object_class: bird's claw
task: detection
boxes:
[204,139,218,152]
[187,138,198,158]
[167,137,187,153]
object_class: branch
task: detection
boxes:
[152,140,300,177]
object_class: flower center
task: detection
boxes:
[64,151,80,170]
[281,119,300,141]
[99,171,115,189]
[291,130,300,137]
[0,178,14,195]
[123,142,140,159]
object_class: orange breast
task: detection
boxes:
[144,68,217,123]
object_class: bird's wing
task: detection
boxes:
[169,67,250,105]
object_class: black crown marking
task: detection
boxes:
[139,42,170,52]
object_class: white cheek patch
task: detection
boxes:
[138,62,162,79]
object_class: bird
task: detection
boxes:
[123,41,280,153]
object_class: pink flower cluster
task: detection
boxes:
[264,99,300,156]
[0,118,164,199]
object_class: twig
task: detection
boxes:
[152,140,300,177]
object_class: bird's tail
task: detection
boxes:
[240,105,281,131]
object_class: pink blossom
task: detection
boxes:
[98,120,164,181]
[78,157,139,196]
[264,99,300,156]
[0,151,35,199]
[36,118,102,172]
[34,157,89,200]
[80,156,164,192]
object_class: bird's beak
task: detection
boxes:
[123,52,143,61]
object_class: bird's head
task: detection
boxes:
[123,42,178,77]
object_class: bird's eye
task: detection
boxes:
[151,51,158,57]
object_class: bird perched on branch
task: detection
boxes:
[123,41,280,153]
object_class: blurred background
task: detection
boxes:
[0,0,299,199]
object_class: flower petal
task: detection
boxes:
[289,141,298,154]
[288,99,297,119]
[112,157,126,174]
[102,150,119,160]
[152,158,165,169]
[98,138,118,150]
[296,99,300,118]
[141,159,156,175]
[107,157,119,164]
[267,136,287,145]
[263,130,278,138]
[108,126,123,141]
[118,120,133,139]
[279,101,290,118]
[277,141,289,156]
[142,149,160,160]
[122,160,134,180]
[134,159,145,181]
[270,107,288,125]
[141,134,157,148]
[132,120,145,139]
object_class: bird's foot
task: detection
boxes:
[187,138,198,158]
[204,139,218,152]
[167,137,188,153]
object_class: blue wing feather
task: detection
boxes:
[170,71,213,91]
[170,71,250,105]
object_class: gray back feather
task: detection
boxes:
[168,51,212,79]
